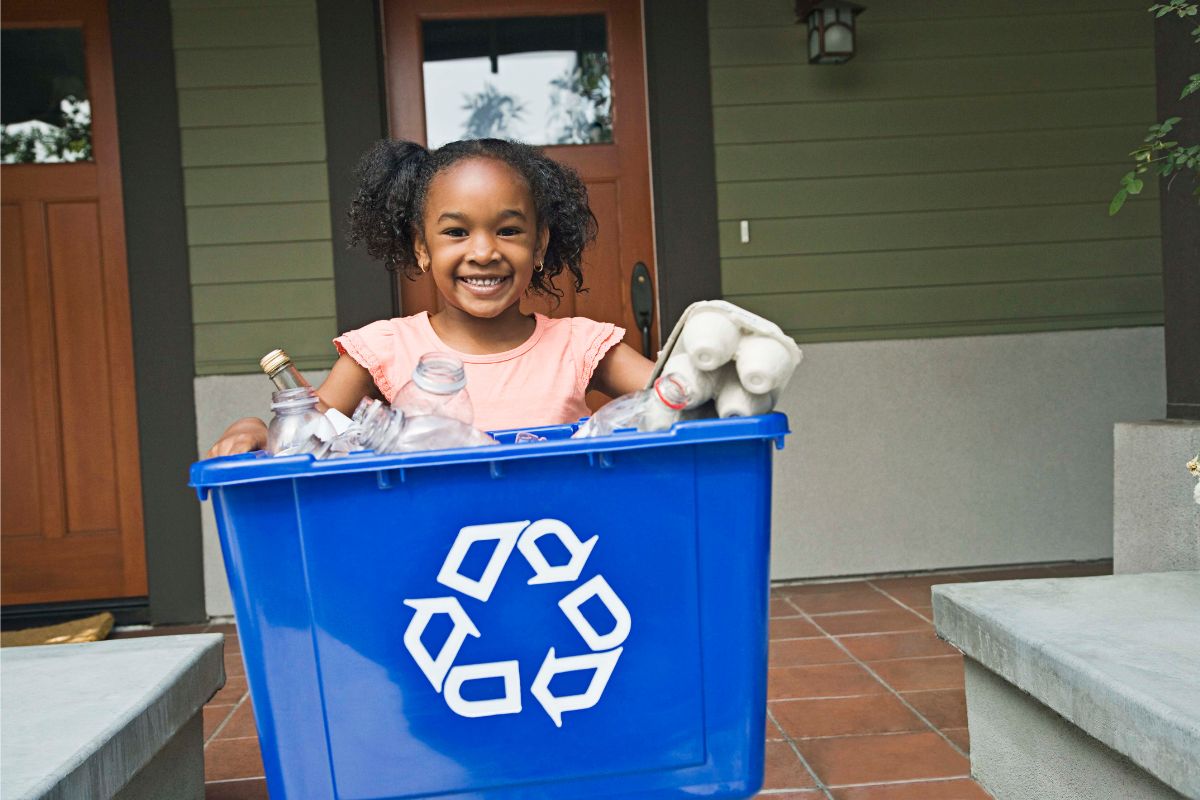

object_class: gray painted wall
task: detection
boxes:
[1113,420,1200,575]
[769,326,1165,579]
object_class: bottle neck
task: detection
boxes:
[412,352,467,395]
[267,363,310,391]
[271,386,319,413]
[653,375,690,410]
[261,349,311,391]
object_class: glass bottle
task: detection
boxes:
[260,348,310,391]
[260,348,355,454]
[393,352,475,426]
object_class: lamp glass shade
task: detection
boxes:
[801,1,862,64]
[824,23,853,54]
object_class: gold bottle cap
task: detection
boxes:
[260,349,291,376]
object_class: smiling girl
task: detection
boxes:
[207,138,654,456]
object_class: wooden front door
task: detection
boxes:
[1,0,147,605]
[381,0,659,366]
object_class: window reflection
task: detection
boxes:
[1,28,93,164]
[422,15,612,148]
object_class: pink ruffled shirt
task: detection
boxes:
[334,312,625,432]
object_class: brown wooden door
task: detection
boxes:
[1,0,147,605]
[381,0,659,367]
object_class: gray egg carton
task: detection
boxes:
[647,300,803,418]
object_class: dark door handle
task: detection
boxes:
[630,261,653,357]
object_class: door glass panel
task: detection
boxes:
[1,28,92,164]
[422,15,612,148]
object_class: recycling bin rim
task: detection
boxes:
[190,412,790,498]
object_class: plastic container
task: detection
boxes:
[191,414,789,800]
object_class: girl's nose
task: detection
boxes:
[468,234,499,264]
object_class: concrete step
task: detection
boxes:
[933,572,1200,800]
[1,634,224,800]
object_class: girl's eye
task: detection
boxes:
[442,228,468,237]
[498,227,522,237]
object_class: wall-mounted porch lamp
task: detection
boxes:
[795,0,865,64]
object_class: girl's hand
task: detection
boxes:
[591,342,655,398]
[206,417,268,458]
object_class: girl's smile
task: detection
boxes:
[457,273,512,297]
[416,158,546,321]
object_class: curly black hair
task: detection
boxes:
[347,138,597,298]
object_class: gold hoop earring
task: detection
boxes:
[419,261,429,273]
[535,262,544,273]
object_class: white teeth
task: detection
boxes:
[461,277,505,287]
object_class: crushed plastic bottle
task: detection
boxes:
[267,387,338,456]
[351,398,497,453]
[393,352,474,425]
[572,374,692,439]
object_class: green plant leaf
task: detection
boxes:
[1129,178,1145,194]
[1110,189,1129,215]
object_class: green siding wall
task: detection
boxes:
[710,0,1164,343]
[171,0,338,374]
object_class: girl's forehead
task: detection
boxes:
[428,157,532,205]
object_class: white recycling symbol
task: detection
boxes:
[402,519,631,727]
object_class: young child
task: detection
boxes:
[207,138,654,456]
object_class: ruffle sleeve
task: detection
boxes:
[571,317,627,395]
[333,320,401,402]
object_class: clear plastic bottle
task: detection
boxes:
[260,348,354,450]
[663,353,717,409]
[267,387,338,456]
[393,352,474,425]
[351,398,496,453]
[572,374,692,438]
[391,413,497,452]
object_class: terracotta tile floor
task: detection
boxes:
[112,560,1109,799]
[759,559,1111,799]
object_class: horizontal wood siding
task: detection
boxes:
[710,1,1163,342]
[171,0,338,374]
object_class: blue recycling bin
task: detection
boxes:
[191,414,789,800]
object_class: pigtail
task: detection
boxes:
[347,139,429,276]
[530,155,596,299]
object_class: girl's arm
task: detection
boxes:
[590,342,655,398]
[204,354,380,457]
[314,353,381,415]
